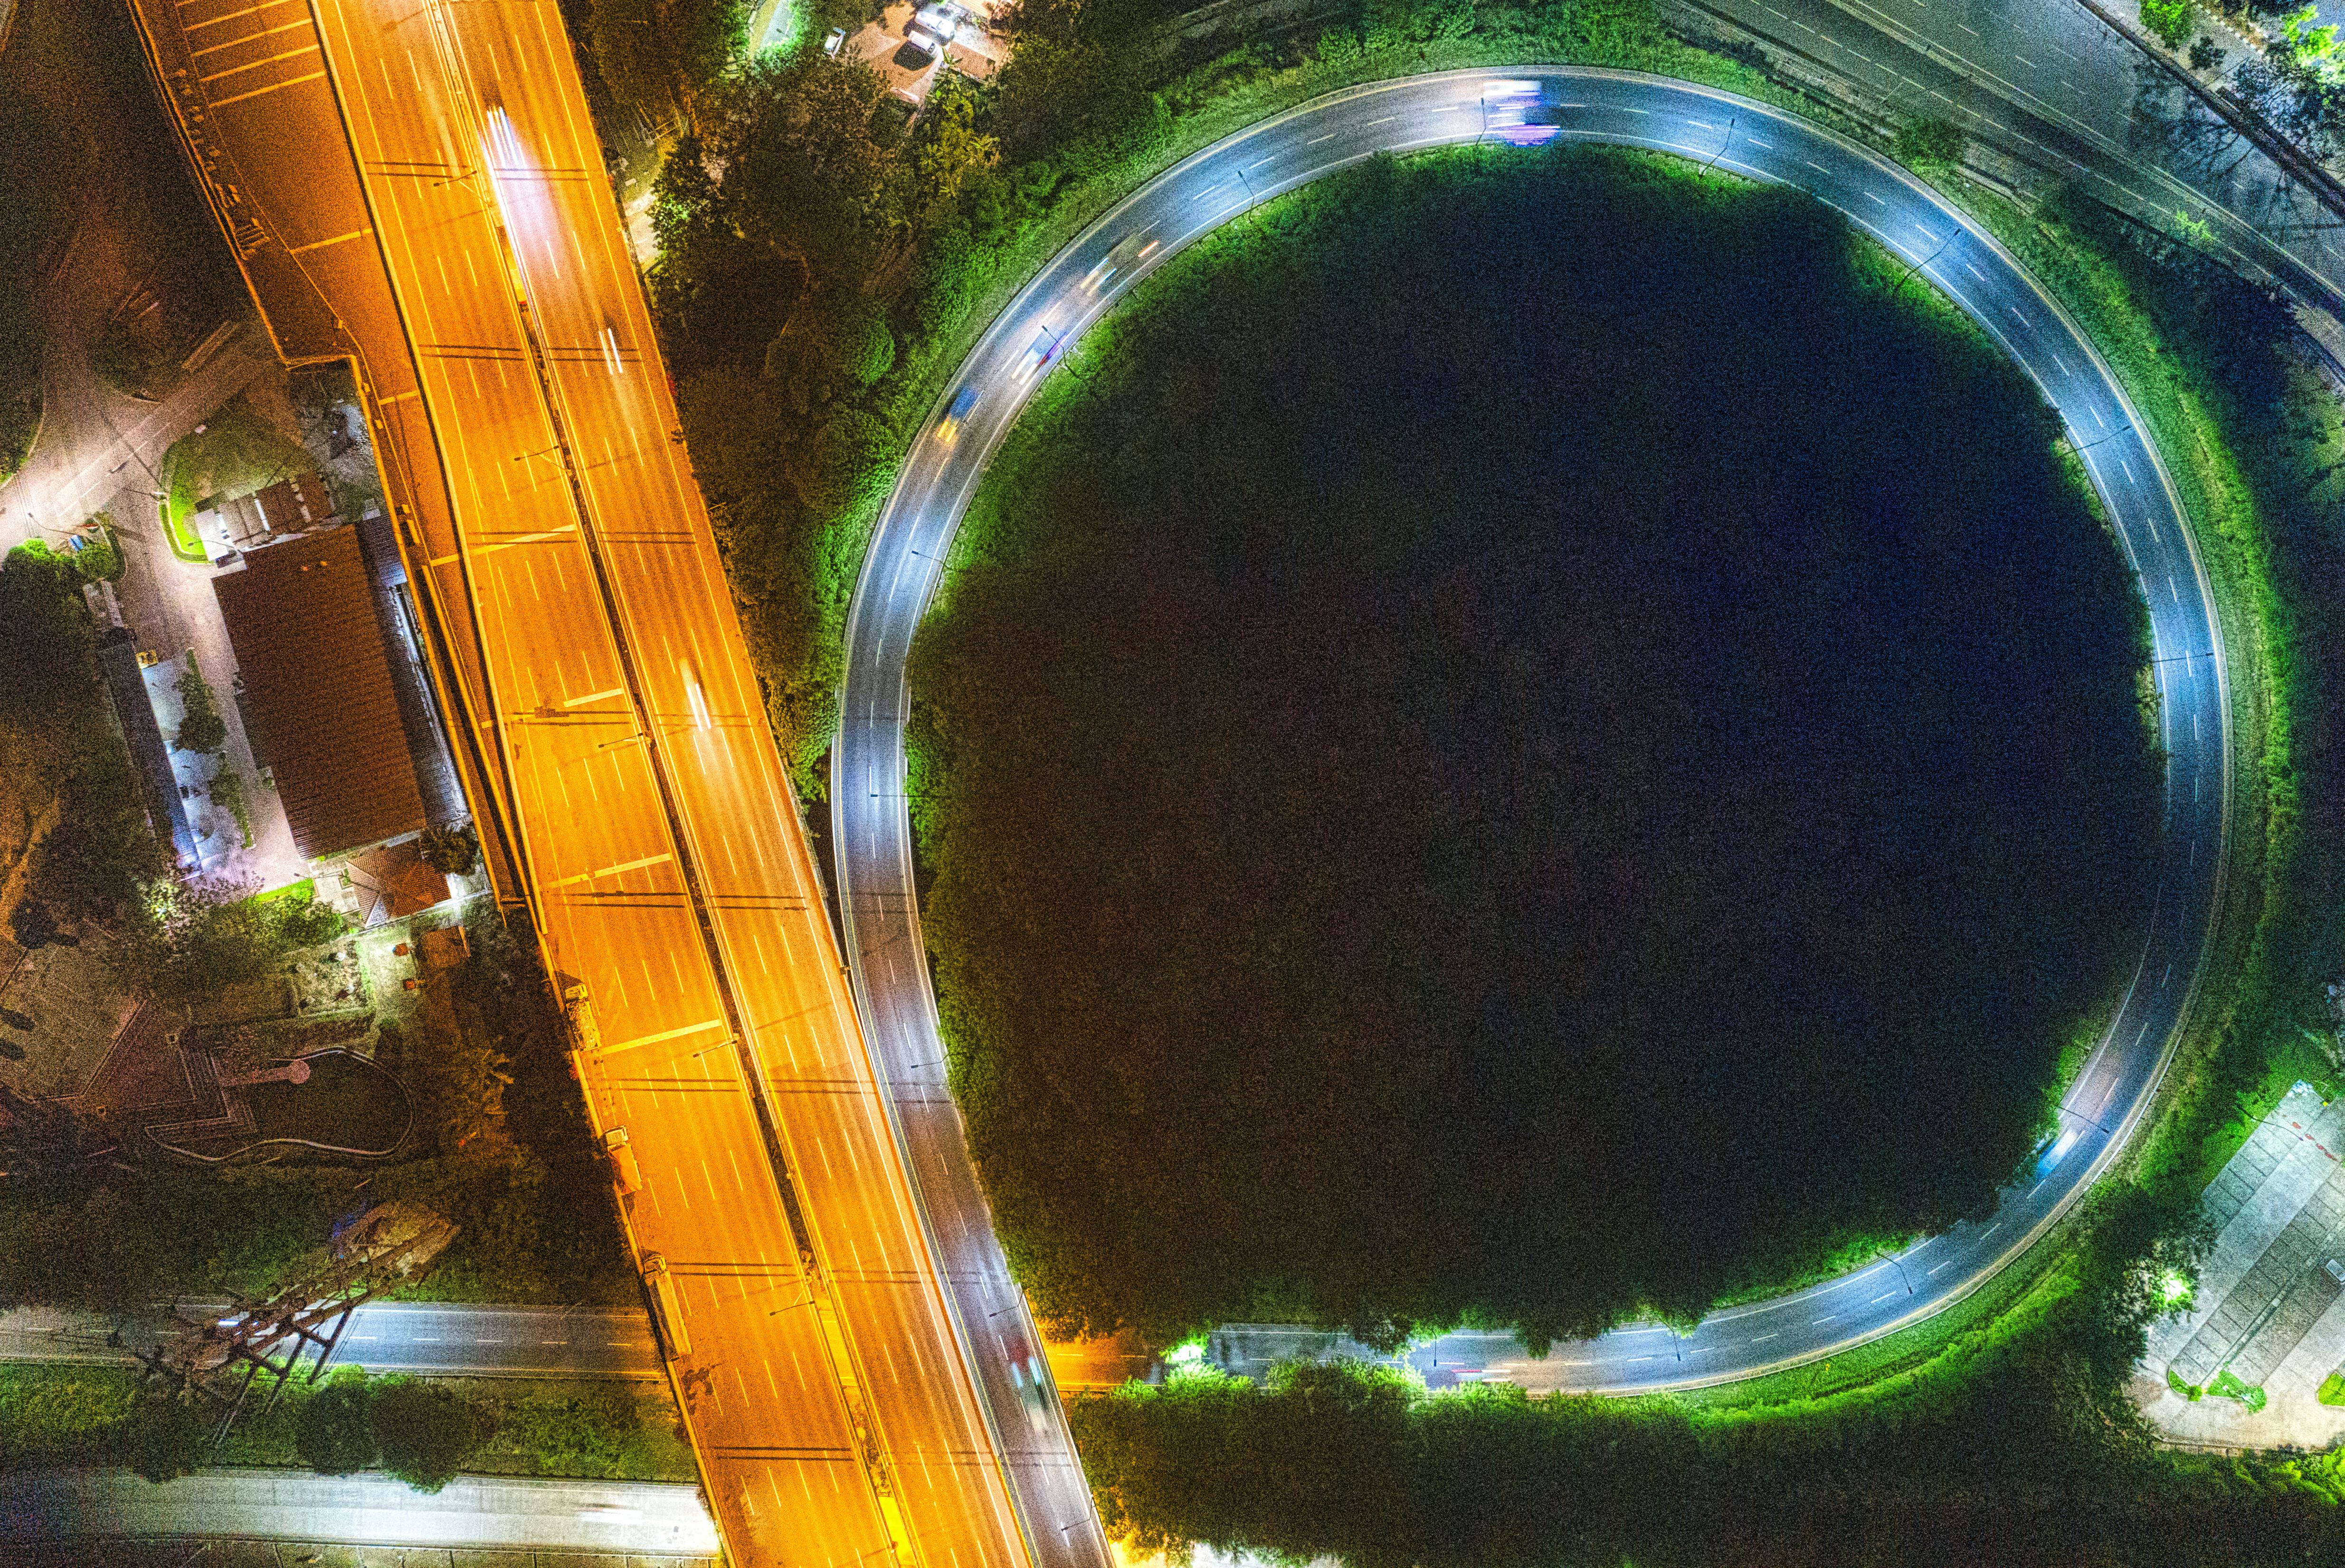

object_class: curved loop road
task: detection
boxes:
[833,64,2231,1561]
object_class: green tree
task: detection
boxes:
[368,1376,492,1492]
[788,406,895,518]
[0,1189,174,1313]
[589,0,747,126]
[2141,0,2193,47]
[28,752,168,924]
[266,888,346,949]
[114,878,288,1004]
[172,664,226,755]
[0,541,98,757]
[418,825,479,875]
[125,1397,214,1483]
[888,75,999,232]
[72,521,125,584]
[764,295,896,409]
[295,1368,378,1475]
[717,55,892,280]
[379,1017,514,1159]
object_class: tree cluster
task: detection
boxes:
[0,541,170,941]
[294,1368,494,1492]
[107,882,343,1007]
[1070,1188,2340,1568]
[2193,0,2345,158]
[171,666,226,756]
[366,911,634,1303]
[907,147,2163,1348]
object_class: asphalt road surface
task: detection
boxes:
[0,1469,719,1554]
[290,1,1048,1564]
[0,1301,660,1380]
[836,66,2229,1396]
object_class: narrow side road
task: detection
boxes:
[0,1469,719,1554]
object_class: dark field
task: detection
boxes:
[909,146,2160,1347]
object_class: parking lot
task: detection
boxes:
[839,0,1006,106]
[2138,1082,2345,1448]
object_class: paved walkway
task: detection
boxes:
[2138,1083,2345,1448]
[0,1470,720,1555]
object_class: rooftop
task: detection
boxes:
[211,527,425,859]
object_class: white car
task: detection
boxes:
[908,1,960,50]
[1016,327,1063,381]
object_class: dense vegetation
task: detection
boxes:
[0,1363,690,1484]
[907,146,2161,1347]
[1037,100,2345,1568]
[648,0,1826,792]
[0,903,634,1313]
[1070,1192,2337,1568]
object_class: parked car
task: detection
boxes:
[908,1,961,52]
[822,24,846,54]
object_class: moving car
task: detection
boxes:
[1481,76,1566,139]
[937,384,979,444]
[1083,232,1159,293]
[1016,327,1063,381]
[603,1126,643,1196]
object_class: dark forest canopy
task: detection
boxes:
[908,146,2162,1349]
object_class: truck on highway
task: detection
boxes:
[562,982,602,1066]
[604,1126,643,1197]
[642,1254,690,1360]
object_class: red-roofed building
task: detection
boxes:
[211,527,426,859]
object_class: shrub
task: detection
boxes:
[2143,0,2195,45]
[294,1368,377,1474]
[368,1375,493,1492]
[173,664,227,755]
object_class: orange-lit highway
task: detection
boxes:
[277,1,1038,1564]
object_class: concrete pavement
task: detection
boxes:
[0,1469,720,1556]
[2138,1083,2345,1449]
